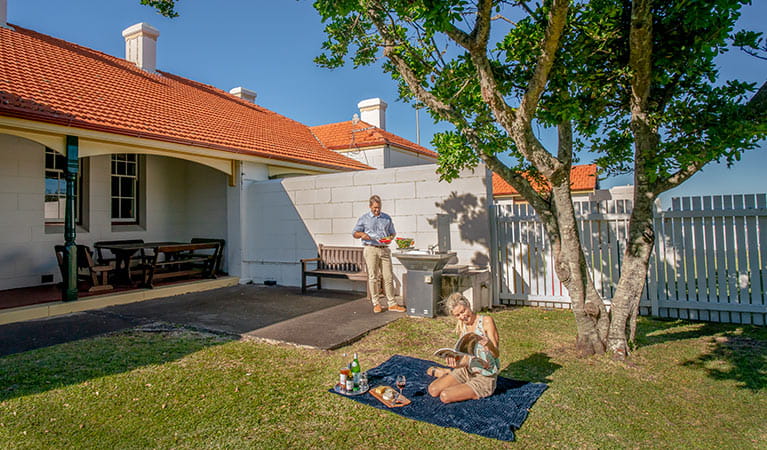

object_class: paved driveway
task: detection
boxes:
[0,285,401,356]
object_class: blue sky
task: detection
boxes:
[7,1,765,203]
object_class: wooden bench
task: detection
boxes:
[301,245,368,295]
[140,242,222,288]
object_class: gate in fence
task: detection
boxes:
[493,193,767,325]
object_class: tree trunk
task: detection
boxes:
[549,184,608,356]
[607,189,657,356]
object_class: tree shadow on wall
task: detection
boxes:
[429,191,490,268]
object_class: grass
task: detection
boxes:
[0,308,765,449]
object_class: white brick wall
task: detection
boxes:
[242,164,491,291]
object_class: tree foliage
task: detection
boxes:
[140,0,179,18]
[314,0,764,191]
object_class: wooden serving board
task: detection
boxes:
[369,385,411,408]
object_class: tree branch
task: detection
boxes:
[652,159,707,194]
[483,154,553,216]
[744,80,767,119]
[517,0,570,125]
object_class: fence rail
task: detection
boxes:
[494,194,767,325]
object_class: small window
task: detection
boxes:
[111,154,139,223]
[44,148,80,224]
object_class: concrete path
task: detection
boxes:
[0,284,402,356]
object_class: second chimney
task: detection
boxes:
[1,0,10,29]
[122,23,160,72]
[357,98,387,130]
[230,87,258,103]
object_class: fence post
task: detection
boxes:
[486,166,500,306]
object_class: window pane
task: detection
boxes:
[112,198,120,219]
[45,151,54,169]
[121,199,134,219]
[127,161,136,176]
[120,177,134,197]
[111,177,119,196]
[55,153,65,170]
[116,161,126,175]
[45,178,58,195]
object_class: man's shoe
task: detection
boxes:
[388,304,406,313]
[373,305,384,313]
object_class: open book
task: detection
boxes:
[433,332,481,361]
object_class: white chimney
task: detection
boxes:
[122,23,160,72]
[357,98,387,130]
[229,87,257,103]
[1,0,10,29]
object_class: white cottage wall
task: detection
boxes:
[184,162,228,242]
[338,147,385,170]
[387,146,435,168]
[242,164,491,293]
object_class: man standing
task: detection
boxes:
[352,195,406,313]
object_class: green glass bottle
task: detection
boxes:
[351,352,361,391]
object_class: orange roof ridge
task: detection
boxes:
[0,24,371,172]
[310,120,438,159]
[493,164,599,197]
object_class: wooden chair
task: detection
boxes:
[55,244,115,293]
[190,238,226,275]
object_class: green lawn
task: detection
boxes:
[0,308,765,449]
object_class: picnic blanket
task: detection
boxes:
[328,354,547,441]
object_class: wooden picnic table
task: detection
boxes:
[94,241,181,286]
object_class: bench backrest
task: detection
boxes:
[155,242,220,254]
[317,245,366,273]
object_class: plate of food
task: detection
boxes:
[379,236,393,245]
[395,237,414,249]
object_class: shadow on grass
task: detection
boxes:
[499,352,561,384]
[635,318,767,391]
[0,326,234,402]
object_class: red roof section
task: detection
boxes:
[493,164,599,197]
[0,25,370,172]
[310,120,438,159]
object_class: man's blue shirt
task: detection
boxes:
[353,211,396,246]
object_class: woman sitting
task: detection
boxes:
[427,293,500,403]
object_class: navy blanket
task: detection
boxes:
[329,354,547,441]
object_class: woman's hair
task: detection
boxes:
[444,292,471,334]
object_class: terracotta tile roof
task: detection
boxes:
[310,120,438,159]
[0,25,370,172]
[493,164,599,197]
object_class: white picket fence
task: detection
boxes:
[494,194,767,325]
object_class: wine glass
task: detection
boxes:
[395,375,406,404]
